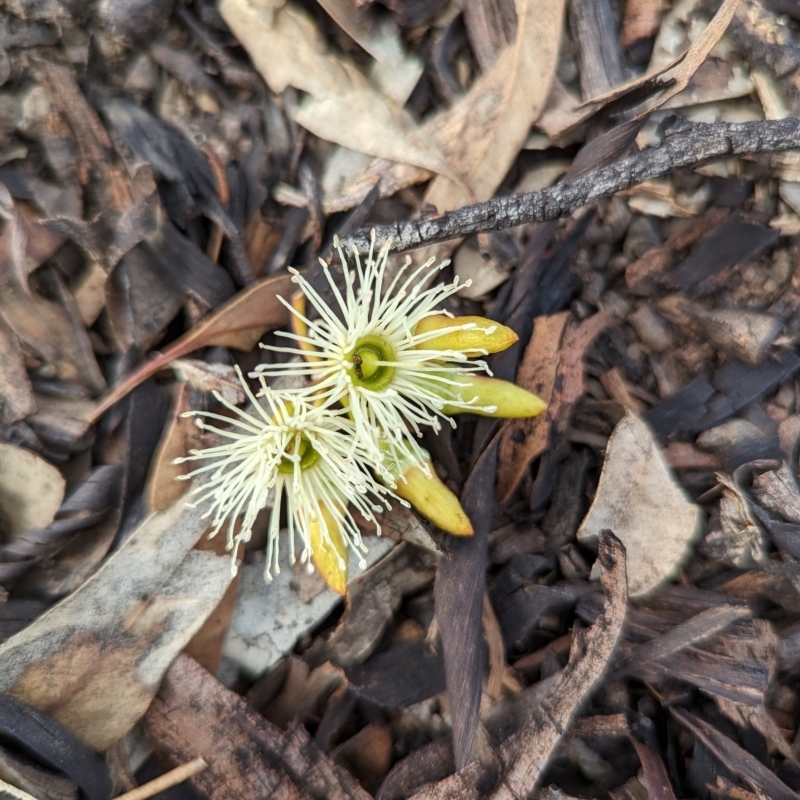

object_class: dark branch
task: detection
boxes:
[339,118,800,255]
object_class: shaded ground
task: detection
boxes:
[3,0,800,798]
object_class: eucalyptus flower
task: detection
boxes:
[174,232,547,594]
[255,231,509,472]
[174,368,393,590]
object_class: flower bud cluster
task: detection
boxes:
[177,232,546,594]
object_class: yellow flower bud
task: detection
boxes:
[438,374,547,418]
[308,501,348,594]
[395,462,474,536]
[414,315,518,355]
[289,289,323,363]
[384,441,473,536]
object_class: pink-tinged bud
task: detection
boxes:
[309,501,348,594]
[414,315,518,355]
[439,375,547,418]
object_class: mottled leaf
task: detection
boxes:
[0,497,232,750]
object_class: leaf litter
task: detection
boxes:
[3,0,800,798]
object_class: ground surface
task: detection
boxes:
[2,0,800,798]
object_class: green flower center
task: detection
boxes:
[346,334,395,390]
[277,434,319,474]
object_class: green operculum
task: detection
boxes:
[346,334,395,390]
[278,433,320,474]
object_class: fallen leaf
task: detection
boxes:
[0,316,35,425]
[635,0,743,112]
[483,594,506,702]
[435,436,499,770]
[39,60,133,213]
[89,271,294,421]
[577,411,703,597]
[552,313,611,430]
[26,394,95,451]
[324,0,565,217]
[671,707,799,800]
[219,0,454,182]
[146,653,372,800]
[145,385,239,675]
[145,383,204,514]
[0,738,80,800]
[542,0,742,139]
[497,312,569,502]
[0,497,233,750]
[0,443,65,539]
[314,0,423,105]
[0,187,66,287]
[704,475,769,569]
[498,312,609,502]
[0,465,122,589]
[499,534,626,797]
[411,0,566,266]
[0,282,105,394]
[407,532,628,800]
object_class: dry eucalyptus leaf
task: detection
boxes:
[323,0,565,218]
[498,312,608,502]
[577,411,702,597]
[426,0,565,204]
[497,311,570,502]
[90,271,293,421]
[314,0,423,104]
[145,382,205,514]
[542,0,742,140]
[0,283,105,394]
[0,443,65,540]
[0,317,35,426]
[406,532,628,800]
[0,497,232,750]
[0,188,66,286]
[413,0,566,266]
[26,395,94,451]
[640,0,743,110]
[705,475,769,569]
[218,0,454,182]
[146,384,241,675]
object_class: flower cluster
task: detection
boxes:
[178,232,546,593]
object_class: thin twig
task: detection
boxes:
[0,777,39,800]
[340,118,800,255]
[113,757,208,800]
